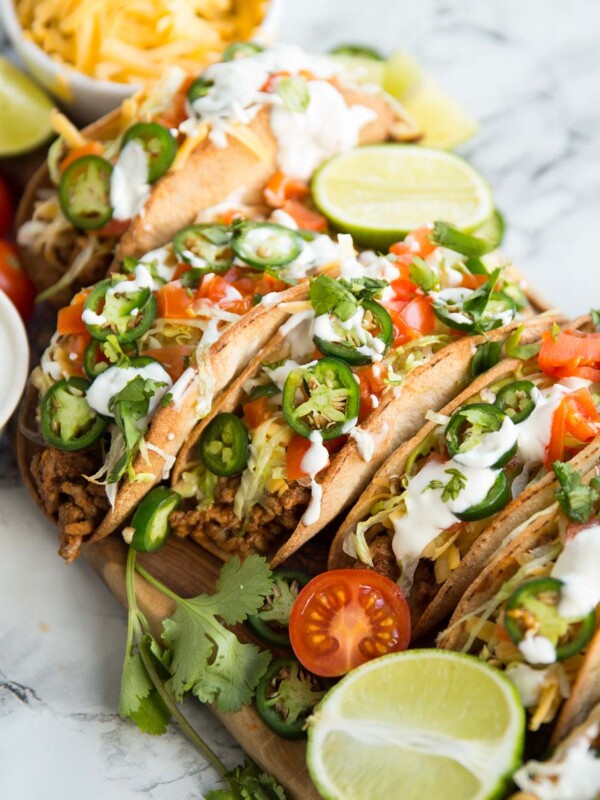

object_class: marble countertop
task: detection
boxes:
[2,1,600,797]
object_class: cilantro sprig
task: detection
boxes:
[423,467,467,501]
[308,274,387,321]
[120,548,287,798]
[553,461,600,523]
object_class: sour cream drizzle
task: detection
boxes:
[300,431,329,525]
[110,140,151,221]
[552,524,600,619]
[86,362,172,428]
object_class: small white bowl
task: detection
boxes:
[0,0,283,124]
[0,290,29,435]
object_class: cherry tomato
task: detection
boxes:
[0,177,14,237]
[0,241,35,320]
[289,569,411,677]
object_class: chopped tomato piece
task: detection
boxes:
[546,387,600,467]
[59,141,104,173]
[539,329,600,380]
[243,396,273,430]
[285,433,344,481]
[289,569,411,677]
[253,273,288,297]
[264,171,310,207]
[64,332,91,376]
[141,345,193,381]
[91,217,131,238]
[405,225,437,257]
[281,199,328,233]
[355,364,387,422]
[390,276,418,301]
[56,296,89,335]
[156,282,194,319]
[389,296,436,346]
[461,273,488,290]
[217,208,246,226]
[154,76,194,129]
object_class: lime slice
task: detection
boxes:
[0,57,54,157]
[383,51,479,150]
[307,650,524,800]
[312,145,494,249]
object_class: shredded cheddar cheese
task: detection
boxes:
[17,0,268,85]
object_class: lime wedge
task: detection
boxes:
[0,57,54,157]
[312,144,494,249]
[307,650,524,800]
[383,51,479,150]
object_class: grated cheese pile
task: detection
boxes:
[17,0,268,84]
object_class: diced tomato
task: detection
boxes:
[389,296,436,347]
[355,364,387,422]
[141,345,193,381]
[252,273,288,297]
[217,208,246,226]
[56,291,90,335]
[198,273,253,314]
[243,396,273,430]
[173,262,192,280]
[64,332,91,376]
[264,171,310,207]
[285,433,344,481]
[546,387,600,467]
[156,282,194,319]
[260,70,291,93]
[461,273,489,290]
[539,329,600,380]
[59,142,104,173]
[286,434,313,481]
[281,199,328,233]
[405,225,437,257]
[91,217,131,238]
[390,276,418,302]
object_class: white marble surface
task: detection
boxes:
[2,1,600,797]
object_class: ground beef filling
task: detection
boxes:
[31,447,109,562]
[170,476,311,557]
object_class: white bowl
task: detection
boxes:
[0,0,283,124]
[0,290,29,435]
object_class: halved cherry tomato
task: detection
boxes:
[281,199,328,233]
[289,569,411,677]
[243,396,273,430]
[265,171,310,207]
[155,282,194,319]
[539,329,600,381]
[0,241,35,321]
[140,345,193,381]
[59,141,104,173]
[0,177,14,237]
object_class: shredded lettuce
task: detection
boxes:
[174,466,218,508]
[233,417,291,522]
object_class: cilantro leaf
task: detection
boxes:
[120,634,170,736]
[423,468,467,502]
[205,758,288,800]
[161,555,273,711]
[431,221,495,258]
[309,275,357,321]
[463,267,502,321]
[276,75,310,112]
[340,276,388,302]
[409,257,439,292]
[102,334,132,367]
[553,461,600,523]
[505,324,540,361]
[471,340,502,377]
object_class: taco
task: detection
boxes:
[17,204,342,561]
[16,44,415,304]
[166,224,559,565]
[328,317,600,638]
[512,702,600,799]
[437,465,600,739]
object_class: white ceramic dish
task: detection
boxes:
[0,290,29,436]
[0,0,283,124]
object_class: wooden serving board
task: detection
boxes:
[82,535,321,800]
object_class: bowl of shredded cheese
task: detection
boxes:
[0,0,282,122]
